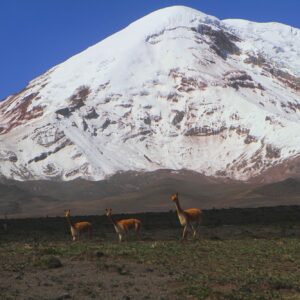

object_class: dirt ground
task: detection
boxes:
[0,229,181,300]
[0,242,178,299]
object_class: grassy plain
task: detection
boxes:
[1,207,300,299]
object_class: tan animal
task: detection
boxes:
[171,192,202,240]
[105,208,141,242]
[64,209,92,241]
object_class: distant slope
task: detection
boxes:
[250,178,300,197]
[1,170,299,218]
[0,182,58,215]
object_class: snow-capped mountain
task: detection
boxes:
[0,6,299,181]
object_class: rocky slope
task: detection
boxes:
[0,6,299,181]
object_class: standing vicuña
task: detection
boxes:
[64,209,92,241]
[105,208,141,242]
[171,192,202,240]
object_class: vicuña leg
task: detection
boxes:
[118,233,123,242]
[182,225,188,240]
[190,223,197,238]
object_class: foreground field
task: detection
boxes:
[1,208,300,299]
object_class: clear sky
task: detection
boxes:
[1,0,299,100]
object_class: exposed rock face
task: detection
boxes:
[244,53,300,91]
[0,92,43,134]
[223,71,264,90]
[0,151,18,163]
[196,24,241,59]
[0,6,299,181]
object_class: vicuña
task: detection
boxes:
[171,192,202,240]
[64,209,92,241]
[105,208,141,242]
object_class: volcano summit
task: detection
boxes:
[1,6,300,182]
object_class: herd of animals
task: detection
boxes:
[65,192,202,242]
[0,193,201,241]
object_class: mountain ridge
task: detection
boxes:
[0,5,299,182]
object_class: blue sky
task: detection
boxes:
[0,0,299,100]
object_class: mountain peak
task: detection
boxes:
[137,5,218,24]
[0,7,299,182]
[120,6,220,40]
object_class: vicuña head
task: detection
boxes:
[64,209,71,218]
[64,209,92,241]
[170,192,179,202]
[105,208,112,217]
[170,192,202,240]
[105,208,142,242]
